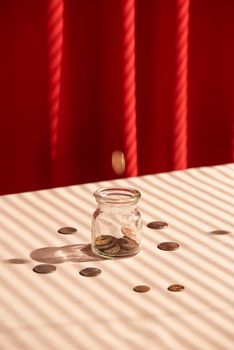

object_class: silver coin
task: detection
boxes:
[157,242,180,251]
[58,227,77,234]
[147,221,168,229]
[79,267,102,277]
[33,264,56,274]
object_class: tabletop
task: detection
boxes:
[0,164,233,350]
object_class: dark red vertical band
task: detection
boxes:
[123,0,138,177]
[173,0,190,170]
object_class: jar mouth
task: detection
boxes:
[94,187,141,205]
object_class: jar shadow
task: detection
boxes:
[30,244,138,264]
[30,244,106,264]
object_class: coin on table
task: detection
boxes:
[168,284,185,292]
[210,230,230,235]
[79,267,102,277]
[58,227,77,234]
[147,221,168,229]
[33,264,56,274]
[103,243,121,255]
[157,242,180,251]
[112,150,126,175]
[133,285,150,293]
[119,237,139,251]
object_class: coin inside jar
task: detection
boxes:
[103,243,121,254]
[95,235,114,246]
[119,237,139,251]
[147,221,168,229]
[133,285,150,293]
[58,227,77,234]
[168,284,185,292]
[95,235,117,250]
[157,242,180,251]
[79,267,102,277]
[33,264,56,274]
[121,226,137,240]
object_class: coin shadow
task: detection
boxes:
[2,258,30,264]
[30,244,108,264]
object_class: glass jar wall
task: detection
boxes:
[91,187,142,259]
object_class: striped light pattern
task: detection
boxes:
[0,164,233,349]
[122,0,138,177]
[173,0,190,169]
[48,0,64,161]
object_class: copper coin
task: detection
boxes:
[168,284,185,292]
[103,243,121,255]
[133,285,150,293]
[112,150,126,175]
[58,227,77,234]
[119,237,139,251]
[210,230,230,235]
[121,227,137,241]
[117,248,138,256]
[157,242,180,251]
[33,264,56,274]
[95,235,117,250]
[79,267,102,277]
[147,221,168,229]
[95,235,114,246]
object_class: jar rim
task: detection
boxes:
[94,187,141,205]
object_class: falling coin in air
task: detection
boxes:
[33,264,56,274]
[168,284,185,292]
[112,150,126,175]
[157,242,180,251]
[58,227,77,235]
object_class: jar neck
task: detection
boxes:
[97,202,138,210]
[94,187,141,207]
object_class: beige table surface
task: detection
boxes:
[0,164,233,350]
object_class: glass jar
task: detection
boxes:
[91,187,142,259]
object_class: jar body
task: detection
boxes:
[91,187,142,259]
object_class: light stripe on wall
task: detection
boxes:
[123,0,138,177]
[173,0,190,170]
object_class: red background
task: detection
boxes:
[0,0,233,195]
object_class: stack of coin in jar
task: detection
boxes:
[94,227,140,258]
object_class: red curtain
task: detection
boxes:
[0,0,233,195]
